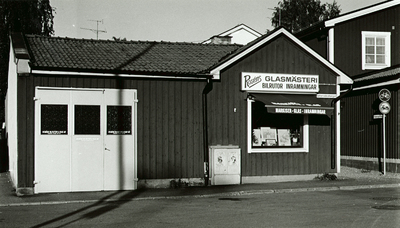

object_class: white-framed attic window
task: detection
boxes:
[361,31,391,70]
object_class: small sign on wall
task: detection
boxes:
[379,101,391,114]
[241,72,319,93]
[378,88,391,102]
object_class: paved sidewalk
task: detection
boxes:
[1,167,399,207]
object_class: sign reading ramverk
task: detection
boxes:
[241,72,319,93]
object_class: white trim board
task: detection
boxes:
[31,70,210,80]
[325,0,400,27]
[218,24,262,38]
[351,79,400,91]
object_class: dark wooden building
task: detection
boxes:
[7,27,352,195]
[340,65,400,172]
[207,28,352,183]
[297,0,400,172]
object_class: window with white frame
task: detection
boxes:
[362,31,391,70]
[247,99,309,153]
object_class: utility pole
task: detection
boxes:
[80,19,107,40]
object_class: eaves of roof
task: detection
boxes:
[295,0,399,38]
[11,32,31,59]
[294,21,326,39]
[353,64,400,83]
[324,0,399,27]
[349,65,400,90]
[25,35,242,77]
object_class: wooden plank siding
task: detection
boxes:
[17,76,34,188]
[17,74,208,187]
[334,5,400,77]
[208,35,338,177]
[398,85,400,161]
[301,30,328,60]
[340,85,399,159]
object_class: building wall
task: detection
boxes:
[15,35,343,188]
[298,5,400,172]
[6,44,18,188]
[298,6,400,78]
[208,35,338,177]
[299,30,328,60]
[17,74,208,188]
[229,29,260,45]
[340,85,399,159]
[334,6,400,77]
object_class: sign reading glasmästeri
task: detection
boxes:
[241,72,319,93]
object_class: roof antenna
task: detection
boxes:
[80,19,107,40]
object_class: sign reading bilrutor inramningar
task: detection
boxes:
[241,72,319,93]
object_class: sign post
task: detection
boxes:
[383,113,386,175]
[378,89,391,175]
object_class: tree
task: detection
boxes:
[271,0,341,32]
[0,0,54,121]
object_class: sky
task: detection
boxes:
[50,0,384,43]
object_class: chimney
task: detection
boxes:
[210,35,232,44]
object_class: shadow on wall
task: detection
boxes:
[0,126,8,173]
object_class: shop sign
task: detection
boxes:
[241,72,319,93]
[273,108,327,115]
[41,130,67,135]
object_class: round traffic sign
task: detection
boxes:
[379,89,391,102]
[379,101,391,114]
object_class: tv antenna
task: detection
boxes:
[80,19,107,39]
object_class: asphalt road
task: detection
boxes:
[1,188,399,228]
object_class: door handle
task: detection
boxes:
[105,148,110,151]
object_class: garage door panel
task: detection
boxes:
[35,139,71,193]
[71,92,104,192]
[34,89,71,193]
[103,90,136,190]
[104,135,134,190]
[71,137,104,191]
[35,88,137,193]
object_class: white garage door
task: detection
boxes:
[34,87,137,193]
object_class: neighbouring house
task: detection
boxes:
[202,23,262,45]
[296,0,400,172]
[7,27,352,195]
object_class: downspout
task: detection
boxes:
[202,77,213,186]
[330,85,353,169]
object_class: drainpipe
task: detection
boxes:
[331,85,353,169]
[202,77,213,186]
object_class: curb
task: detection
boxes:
[1,183,399,207]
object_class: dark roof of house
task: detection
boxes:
[24,35,242,76]
[353,64,400,83]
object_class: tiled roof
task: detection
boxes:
[25,35,241,76]
[354,65,400,82]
